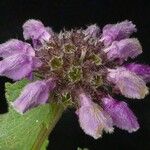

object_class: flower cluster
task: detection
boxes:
[1,19,150,139]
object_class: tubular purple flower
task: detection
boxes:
[125,63,150,83]
[107,67,149,99]
[11,78,56,114]
[83,24,100,38]
[101,20,137,46]
[103,38,142,62]
[0,18,149,138]
[23,19,53,45]
[102,96,139,133]
[0,54,42,80]
[0,39,35,58]
[76,93,114,139]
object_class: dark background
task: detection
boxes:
[0,0,150,150]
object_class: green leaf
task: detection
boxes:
[0,79,64,150]
[40,139,49,150]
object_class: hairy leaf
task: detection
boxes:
[0,79,64,150]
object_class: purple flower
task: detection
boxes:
[125,63,150,83]
[0,54,42,80]
[11,78,56,114]
[76,93,114,139]
[1,19,149,138]
[0,39,35,58]
[23,19,53,46]
[101,20,137,46]
[107,67,149,99]
[83,24,100,38]
[103,38,142,62]
[102,96,139,133]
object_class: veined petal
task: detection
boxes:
[23,19,53,44]
[103,38,142,62]
[11,78,56,114]
[0,54,42,80]
[0,39,35,58]
[125,63,150,83]
[77,93,113,139]
[107,67,149,99]
[102,96,139,133]
[101,20,137,46]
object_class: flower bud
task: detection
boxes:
[84,24,100,38]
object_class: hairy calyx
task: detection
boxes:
[36,29,107,102]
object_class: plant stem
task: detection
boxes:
[32,103,65,150]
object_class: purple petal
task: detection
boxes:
[77,93,114,139]
[11,78,56,114]
[23,19,53,44]
[107,67,149,99]
[27,72,33,80]
[101,20,137,46]
[103,38,142,62]
[125,63,150,83]
[0,39,35,58]
[0,54,42,80]
[102,96,139,133]
[77,92,93,106]
[83,24,100,38]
